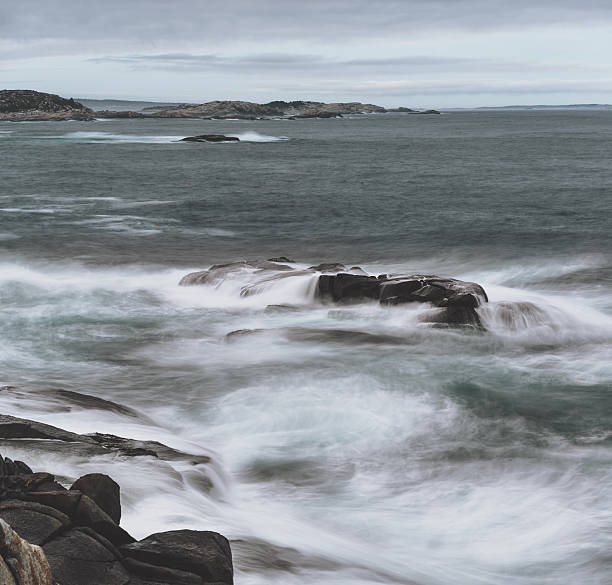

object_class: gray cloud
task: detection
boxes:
[2,0,611,106]
[88,52,586,75]
[2,0,612,48]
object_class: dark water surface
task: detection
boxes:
[1,111,612,585]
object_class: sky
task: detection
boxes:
[1,0,611,107]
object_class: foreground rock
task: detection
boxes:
[180,135,240,143]
[0,412,211,464]
[180,259,488,329]
[0,447,233,585]
[0,518,54,585]
[0,90,94,121]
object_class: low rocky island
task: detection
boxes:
[0,90,440,121]
[0,90,94,121]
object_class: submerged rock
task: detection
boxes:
[180,135,240,142]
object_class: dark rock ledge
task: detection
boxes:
[179,259,488,329]
[180,135,240,143]
[0,416,233,585]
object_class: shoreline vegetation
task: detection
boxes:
[0,89,440,122]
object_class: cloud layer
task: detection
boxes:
[2,0,612,106]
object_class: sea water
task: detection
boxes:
[1,111,612,584]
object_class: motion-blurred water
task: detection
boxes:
[1,111,612,584]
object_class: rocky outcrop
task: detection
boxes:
[156,100,387,119]
[0,90,94,121]
[0,518,54,585]
[180,135,240,143]
[180,259,488,329]
[317,273,487,328]
[0,445,233,585]
[94,110,149,119]
[0,412,211,464]
[91,99,436,120]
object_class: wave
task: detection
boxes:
[226,131,288,143]
[50,131,288,144]
[60,132,185,143]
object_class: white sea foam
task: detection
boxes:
[53,131,288,144]
[228,131,289,142]
[61,131,185,143]
[2,259,612,585]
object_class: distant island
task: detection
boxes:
[0,89,440,121]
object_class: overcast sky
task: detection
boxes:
[1,0,611,107]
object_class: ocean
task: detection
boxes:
[1,110,612,584]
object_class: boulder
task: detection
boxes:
[72,493,134,546]
[43,527,130,585]
[317,273,488,328]
[71,473,121,524]
[0,500,69,545]
[121,557,201,584]
[0,518,54,585]
[180,135,239,143]
[121,530,233,585]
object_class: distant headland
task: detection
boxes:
[0,89,440,121]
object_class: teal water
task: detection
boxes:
[1,112,612,585]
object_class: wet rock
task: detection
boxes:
[0,500,69,545]
[0,518,54,585]
[179,260,292,286]
[264,304,302,314]
[44,527,130,585]
[121,530,233,585]
[0,447,233,585]
[180,135,239,143]
[0,414,90,443]
[308,263,346,273]
[1,472,66,499]
[24,490,81,517]
[267,256,295,263]
[121,557,201,584]
[317,273,488,328]
[285,327,408,345]
[85,433,211,464]
[316,273,381,303]
[178,270,209,286]
[72,494,134,546]
[71,473,121,524]
[225,329,265,341]
[44,389,147,421]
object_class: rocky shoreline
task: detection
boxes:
[0,90,440,121]
[0,413,233,585]
[180,259,488,329]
